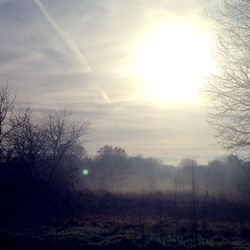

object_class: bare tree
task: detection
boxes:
[43,111,89,183]
[7,109,47,177]
[205,1,250,196]
[3,102,89,190]
[96,145,128,192]
[0,84,15,162]
[206,1,250,155]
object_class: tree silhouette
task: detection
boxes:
[206,1,250,155]
[206,0,250,196]
[0,84,16,162]
[96,145,128,192]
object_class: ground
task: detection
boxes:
[0,191,250,250]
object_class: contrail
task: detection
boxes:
[33,0,91,73]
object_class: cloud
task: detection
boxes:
[59,100,221,164]
[0,0,222,164]
[33,0,91,73]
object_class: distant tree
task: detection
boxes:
[177,159,197,169]
[97,145,127,160]
[123,156,164,191]
[128,156,148,191]
[96,145,128,191]
[177,159,197,191]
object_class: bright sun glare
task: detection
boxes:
[133,21,215,104]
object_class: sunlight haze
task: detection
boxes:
[0,0,223,164]
[132,17,215,104]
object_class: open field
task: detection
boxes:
[1,191,250,250]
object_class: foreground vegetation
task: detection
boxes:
[1,191,250,250]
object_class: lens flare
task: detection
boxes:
[83,169,89,176]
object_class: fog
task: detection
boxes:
[81,146,248,198]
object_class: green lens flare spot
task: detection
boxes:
[83,169,89,176]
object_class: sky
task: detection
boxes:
[0,0,224,165]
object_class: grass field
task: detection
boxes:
[0,191,250,250]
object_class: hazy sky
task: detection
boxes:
[0,0,224,164]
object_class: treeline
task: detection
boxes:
[0,84,249,210]
[82,147,249,198]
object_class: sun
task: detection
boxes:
[133,21,215,104]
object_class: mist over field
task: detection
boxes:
[1,0,250,250]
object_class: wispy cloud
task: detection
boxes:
[33,0,91,73]
[0,0,222,164]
